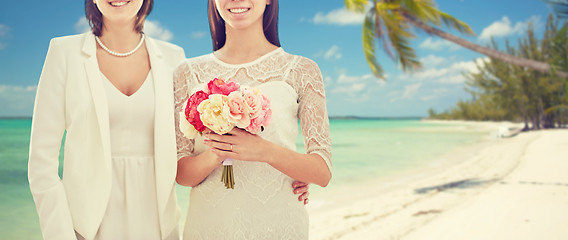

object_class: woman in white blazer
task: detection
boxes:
[28,0,185,239]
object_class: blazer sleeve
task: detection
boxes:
[28,38,77,240]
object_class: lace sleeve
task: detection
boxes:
[292,57,332,172]
[173,60,196,160]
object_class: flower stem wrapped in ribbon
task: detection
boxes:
[179,78,272,189]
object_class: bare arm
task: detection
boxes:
[205,129,331,187]
[203,57,332,187]
[176,149,222,187]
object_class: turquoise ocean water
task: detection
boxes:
[0,118,489,239]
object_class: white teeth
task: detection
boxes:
[229,8,249,13]
[110,1,128,6]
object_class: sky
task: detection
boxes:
[0,0,555,117]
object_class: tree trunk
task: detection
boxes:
[405,16,568,79]
[523,114,529,131]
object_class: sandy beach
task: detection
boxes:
[308,122,568,239]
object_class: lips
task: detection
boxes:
[109,1,130,7]
[228,8,250,14]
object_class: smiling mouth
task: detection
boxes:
[229,8,250,14]
[109,1,130,7]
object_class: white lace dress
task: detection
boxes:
[174,48,332,240]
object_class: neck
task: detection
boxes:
[99,20,142,52]
[220,21,277,62]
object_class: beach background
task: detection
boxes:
[2,1,568,239]
[0,117,525,239]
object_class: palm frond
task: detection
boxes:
[544,0,568,18]
[345,0,370,13]
[400,0,440,24]
[362,12,386,79]
[377,2,422,71]
[421,4,475,35]
[374,8,396,61]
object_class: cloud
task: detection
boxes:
[398,57,488,84]
[144,20,174,41]
[478,16,542,41]
[336,73,374,83]
[419,55,446,67]
[191,31,207,39]
[479,16,523,41]
[437,75,468,84]
[328,72,381,101]
[402,83,422,99]
[75,17,91,33]
[0,85,37,117]
[313,8,365,25]
[0,24,11,50]
[323,75,333,85]
[436,57,488,84]
[419,38,461,51]
[323,45,342,60]
[421,88,448,101]
[331,83,367,94]
[0,24,10,37]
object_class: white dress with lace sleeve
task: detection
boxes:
[174,48,332,240]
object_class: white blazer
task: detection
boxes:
[28,32,185,240]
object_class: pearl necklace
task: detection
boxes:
[95,34,145,57]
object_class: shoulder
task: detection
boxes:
[283,52,322,78]
[47,33,89,50]
[43,33,92,63]
[174,54,210,75]
[49,33,88,44]
[281,51,321,73]
[176,54,214,71]
[297,56,321,72]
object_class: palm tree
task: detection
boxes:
[545,0,568,18]
[345,0,568,79]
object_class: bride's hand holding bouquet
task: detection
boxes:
[179,78,272,189]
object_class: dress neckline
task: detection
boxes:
[101,70,152,98]
[210,47,283,68]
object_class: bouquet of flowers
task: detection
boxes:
[179,78,272,189]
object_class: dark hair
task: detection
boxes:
[208,0,280,51]
[85,0,153,36]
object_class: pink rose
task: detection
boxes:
[245,116,264,134]
[243,89,262,119]
[208,78,240,95]
[246,95,272,134]
[224,91,251,128]
[185,90,209,132]
[260,95,272,126]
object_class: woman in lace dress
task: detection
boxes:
[174,0,332,239]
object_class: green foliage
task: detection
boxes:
[363,10,386,79]
[429,14,568,129]
[345,0,370,13]
[347,0,474,79]
[545,0,568,18]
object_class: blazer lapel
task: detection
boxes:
[147,37,178,229]
[82,33,112,172]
